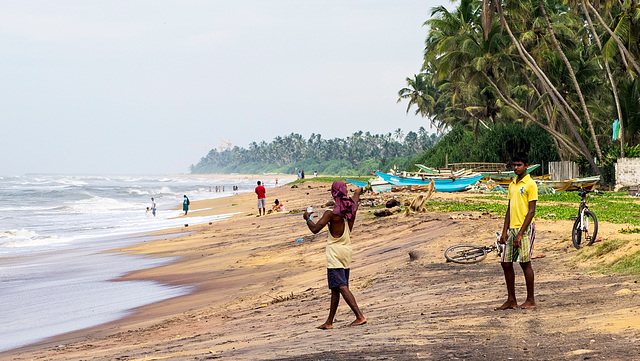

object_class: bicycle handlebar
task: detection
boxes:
[577,186,599,197]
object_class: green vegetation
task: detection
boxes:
[400,0,640,179]
[412,123,559,176]
[578,239,628,260]
[424,199,507,214]
[604,250,640,274]
[577,239,640,275]
[619,227,640,234]
[190,130,442,176]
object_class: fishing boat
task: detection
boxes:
[345,178,391,193]
[536,175,600,191]
[480,164,541,185]
[566,176,600,191]
[536,179,575,192]
[374,171,482,192]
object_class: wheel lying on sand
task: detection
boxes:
[444,245,487,264]
[572,210,598,249]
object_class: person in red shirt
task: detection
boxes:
[255,181,266,216]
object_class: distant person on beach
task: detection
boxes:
[301,170,305,179]
[272,199,285,212]
[255,181,266,216]
[314,170,318,178]
[275,178,278,186]
[151,198,156,217]
[183,195,190,216]
[496,152,538,311]
[303,181,367,329]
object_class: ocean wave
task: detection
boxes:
[0,229,65,248]
[125,186,173,196]
[57,196,133,214]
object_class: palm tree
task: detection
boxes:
[393,128,405,141]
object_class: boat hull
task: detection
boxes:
[374,171,482,192]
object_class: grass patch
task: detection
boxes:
[619,227,640,234]
[423,199,507,214]
[577,239,627,260]
[575,239,640,275]
[603,250,640,275]
[477,191,640,225]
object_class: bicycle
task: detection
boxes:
[444,233,503,264]
[571,186,599,250]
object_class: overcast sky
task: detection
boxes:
[1,0,451,175]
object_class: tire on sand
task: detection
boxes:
[444,245,487,264]
[572,210,598,249]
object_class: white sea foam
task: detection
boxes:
[0,173,287,352]
[0,229,67,249]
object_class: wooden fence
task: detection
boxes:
[548,161,579,181]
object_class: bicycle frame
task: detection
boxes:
[578,194,590,233]
[572,186,599,249]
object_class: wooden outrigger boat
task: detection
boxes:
[536,175,600,192]
[565,176,600,191]
[345,177,391,193]
[536,179,575,192]
[480,164,542,186]
[374,171,482,192]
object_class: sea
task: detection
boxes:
[0,174,283,352]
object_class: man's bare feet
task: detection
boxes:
[494,301,518,311]
[317,323,333,330]
[519,300,536,309]
[348,318,367,326]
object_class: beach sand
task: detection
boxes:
[3,181,640,360]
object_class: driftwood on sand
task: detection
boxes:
[405,179,435,215]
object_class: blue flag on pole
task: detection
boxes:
[612,119,621,141]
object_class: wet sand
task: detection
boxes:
[3,181,640,360]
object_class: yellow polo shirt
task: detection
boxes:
[507,174,538,229]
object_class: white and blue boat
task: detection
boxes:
[374,171,482,192]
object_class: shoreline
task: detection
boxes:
[5,182,640,360]
[1,180,297,356]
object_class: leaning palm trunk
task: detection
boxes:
[586,1,640,76]
[581,0,625,157]
[483,73,582,158]
[495,6,600,174]
[538,0,603,161]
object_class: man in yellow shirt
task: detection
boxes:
[496,152,538,310]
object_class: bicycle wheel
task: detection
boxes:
[572,210,598,249]
[444,245,487,264]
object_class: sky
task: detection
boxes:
[1,0,452,175]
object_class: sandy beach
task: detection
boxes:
[3,179,640,360]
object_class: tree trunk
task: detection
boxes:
[586,1,640,76]
[483,72,582,158]
[538,0,603,161]
[495,7,600,174]
[581,0,625,157]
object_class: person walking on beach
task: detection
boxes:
[255,181,266,216]
[496,152,538,310]
[183,195,190,216]
[150,197,157,217]
[303,181,367,329]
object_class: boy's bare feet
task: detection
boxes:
[494,301,518,311]
[519,300,536,309]
[348,318,367,327]
[317,323,333,330]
